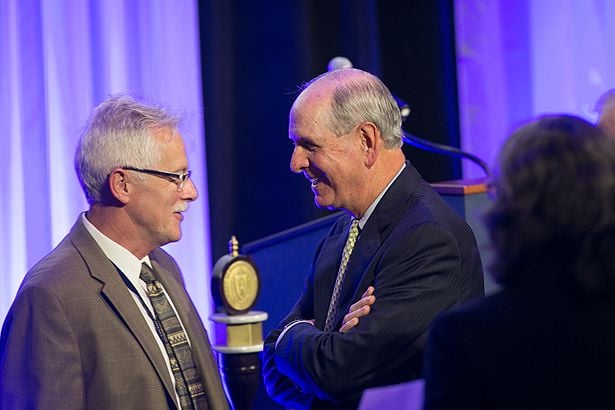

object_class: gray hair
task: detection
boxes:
[75,94,181,204]
[301,68,403,149]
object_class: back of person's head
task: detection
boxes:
[75,94,181,204]
[486,114,615,298]
[595,89,615,139]
[298,68,403,149]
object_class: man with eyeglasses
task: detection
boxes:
[0,94,229,409]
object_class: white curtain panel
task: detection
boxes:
[455,0,615,178]
[0,0,213,330]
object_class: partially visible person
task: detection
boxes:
[595,88,615,138]
[423,115,615,410]
[0,95,229,409]
[262,68,484,410]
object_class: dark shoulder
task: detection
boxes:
[408,181,472,232]
[383,167,475,244]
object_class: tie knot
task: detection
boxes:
[140,262,156,284]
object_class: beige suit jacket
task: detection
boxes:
[0,218,229,410]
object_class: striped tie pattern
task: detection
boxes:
[324,219,360,332]
[140,263,207,410]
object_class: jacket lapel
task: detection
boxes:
[68,219,178,408]
[332,164,421,326]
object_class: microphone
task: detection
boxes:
[327,56,411,121]
[327,56,353,71]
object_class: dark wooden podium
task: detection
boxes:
[242,179,495,410]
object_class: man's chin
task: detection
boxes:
[313,196,336,210]
[165,228,182,245]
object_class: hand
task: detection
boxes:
[339,286,375,333]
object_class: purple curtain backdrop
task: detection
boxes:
[0,0,213,329]
[455,0,615,178]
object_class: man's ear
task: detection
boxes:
[107,168,131,205]
[359,122,380,168]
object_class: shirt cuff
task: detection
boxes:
[275,320,315,350]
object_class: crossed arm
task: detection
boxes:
[261,287,376,409]
[339,286,376,333]
[263,223,466,408]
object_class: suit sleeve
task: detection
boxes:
[273,223,468,402]
[262,268,317,409]
[0,285,83,409]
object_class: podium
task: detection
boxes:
[242,179,494,410]
[210,311,268,410]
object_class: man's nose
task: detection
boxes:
[181,178,198,201]
[290,146,308,173]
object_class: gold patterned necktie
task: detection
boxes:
[140,263,207,410]
[324,218,360,332]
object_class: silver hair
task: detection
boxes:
[300,68,403,149]
[74,94,181,204]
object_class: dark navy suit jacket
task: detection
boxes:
[423,283,615,410]
[263,163,484,409]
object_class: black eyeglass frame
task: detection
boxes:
[123,166,192,191]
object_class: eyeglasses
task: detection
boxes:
[123,166,192,191]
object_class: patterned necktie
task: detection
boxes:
[140,263,207,410]
[324,219,360,332]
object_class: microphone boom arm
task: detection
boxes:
[402,130,490,177]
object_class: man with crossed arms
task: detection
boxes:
[263,68,484,409]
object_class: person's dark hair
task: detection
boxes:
[485,115,615,298]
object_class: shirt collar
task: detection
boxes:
[81,213,152,282]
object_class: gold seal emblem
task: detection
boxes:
[211,236,261,315]
[222,260,259,312]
